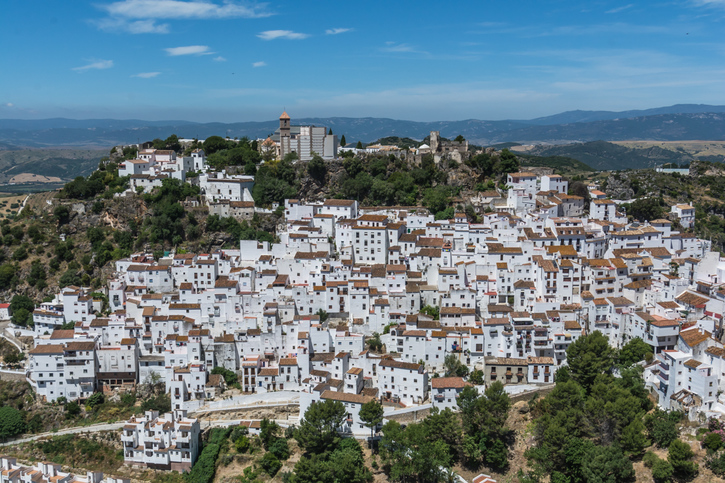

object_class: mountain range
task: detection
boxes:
[1,104,725,148]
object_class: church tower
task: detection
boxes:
[279,111,291,158]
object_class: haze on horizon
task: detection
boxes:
[2,0,725,123]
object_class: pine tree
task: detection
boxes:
[340,135,346,146]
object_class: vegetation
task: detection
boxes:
[290,400,373,483]
[0,406,26,440]
[522,331,656,482]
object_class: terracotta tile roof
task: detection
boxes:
[431,376,468,389]
[320,389,374,404]
[679,328,711,347]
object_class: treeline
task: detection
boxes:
[522,332,696,482]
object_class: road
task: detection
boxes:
[16,195,30,215]
[0,320,26,352]
[0,417,300,447]
[0,422,125,447]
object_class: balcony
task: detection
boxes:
[658,371,669,382]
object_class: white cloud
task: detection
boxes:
[72,60,114,71]
[102,0,272,19]
[605,4,634,14]
[252,61,266,67]
[95,18,170,33]
[4,103,13,107]
[380,43,427,54]
[325,28,351,35]
[213,56,227,62]
[257,30,309,40]
[165,45,213,56]
[132,71,161,78]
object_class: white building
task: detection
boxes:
[122,410,201,471]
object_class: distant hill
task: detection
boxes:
[521,141,708,171]
[0,149,106,185]
[517,154,595,173]
[528,104,725,125]
[2,104,725,148]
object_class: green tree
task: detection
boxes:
[495,149,520,175]
[260,418,280,450]
[211,366,237,386]
[366,332,383,352]
[581,445,634,483]
[443,354,468,377]
[703,432,723,452]
[644,409,680,448]
[651,458,674,483]
[340,135,346,146]
[0,263,17,290]
[65,401,81,418]
[269,437,290,461]
[359,399,384,438]
[295,399,346,454]
[469,369,484,385]
[308,155,327,182]
[3,349,24,365]
[620,419,649,456]
[422,407,463,462]
[380,421,451,483]
[566,331,615,393]
[618,337,653,367]
[668,439,698,479]
[356,141,363,149]
[11,295,35,327]
[0,407,26,440]
[85,392,104,410]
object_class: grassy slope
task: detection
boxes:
[0,149,107,183]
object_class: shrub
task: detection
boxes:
[121,392,136,406]
[259,452,282,477]
[66,401,81,417]
[187,443,220,483]
[704,432,723,452]
[652,458,674,483]
[86,392,104,410]
[668,439,698,479]
[234,435,250,453]
[643,450,659,468]
[269,437,290,461]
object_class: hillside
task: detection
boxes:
[516,140,712,171]
[494,112,725,144]
[0,148,107,188]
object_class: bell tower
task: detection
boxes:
[279,111,291,158]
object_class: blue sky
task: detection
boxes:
[2,0,725,122]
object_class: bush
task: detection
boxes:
[66,401,81,417]
[645,409,680,448]
[120,392,136,406]
[187,443,220,483]
[0,406,26,439]
[141,394,171,413]
[259,452,282,477]
[704,432,724,452]
[86,392,104,410]
[668,439,698,479]
[234,435,250,453]
[643,450,659,468]
[211,366,237,386]
[652,458,674,482]
[269,437,290,461]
